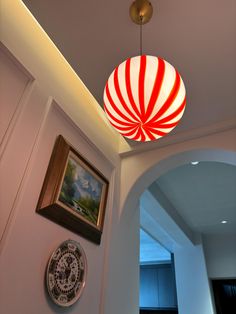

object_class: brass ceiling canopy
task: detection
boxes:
[129,0,153,25]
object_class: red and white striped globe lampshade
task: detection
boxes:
[103,55,186,142]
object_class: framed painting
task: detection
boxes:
[36,135,109,244]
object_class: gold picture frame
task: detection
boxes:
[36,135,109,244]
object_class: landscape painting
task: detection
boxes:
[59,154,103,227]
[36,135,109,244]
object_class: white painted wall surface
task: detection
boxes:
[0,12,119,312]
[174,244,214,314]
[0,46,115,314]
[103,205,140,314]
[0,43,33,241]
[0,3,140,313]
[203,233,236,279]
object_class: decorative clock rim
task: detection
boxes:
[46,239,87,307]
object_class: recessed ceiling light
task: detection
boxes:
[221,220,227,224]
[191,161,199,165]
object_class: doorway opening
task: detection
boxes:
[139,228,178,314]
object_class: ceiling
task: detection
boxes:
[22,0,236,137]
[156,161,236,235]
[139,161,236,263]
[140,229,171,264]
[21,1,236,260]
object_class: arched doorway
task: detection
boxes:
[104,142,236,314]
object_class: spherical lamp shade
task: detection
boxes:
[103,55,186,142]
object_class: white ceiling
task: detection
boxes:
[22,1,236,257]
[156,161,236,235]
[22,0,236,136]
[139,161,236,263]
[140,229,171,264]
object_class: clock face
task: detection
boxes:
[46,240,87,307]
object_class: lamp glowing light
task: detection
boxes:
[104,55,186,142]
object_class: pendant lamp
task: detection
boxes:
[103,0,186,142]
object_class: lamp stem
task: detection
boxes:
[140,15,143,55]
[130,0,153,55]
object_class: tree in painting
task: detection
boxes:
[59,156,103,226]
[60,159,76,207]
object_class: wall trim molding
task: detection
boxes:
[0,42,35,160]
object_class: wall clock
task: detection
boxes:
[46,239,87,307]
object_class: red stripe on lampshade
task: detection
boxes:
[138,56,147,120]
[125,58,142,120]
[151,121,180,129]
[105,83,136,124]
[148,70,181,124]
[143,125,167,137]
[121,125,140,138]
[114,67,139,123]
[144,58,165,123]
[109,120,139,132]
[154,96,186,125]
[141,127,156,141]
[104,103,137,127]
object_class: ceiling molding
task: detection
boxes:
[119,118,236,157]
[140,189,195,251]
[140,211,177,253]
[148,182,196,244]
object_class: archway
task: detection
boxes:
[104,134,236,314]
[122,148,236,314]
[121,148,236,219]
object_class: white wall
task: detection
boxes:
[103,204,140,314]
[203,233,236,279]
[0,2,141,312]
[0,42,117,314]
[0,2,142,313]
[174,244,214,314]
